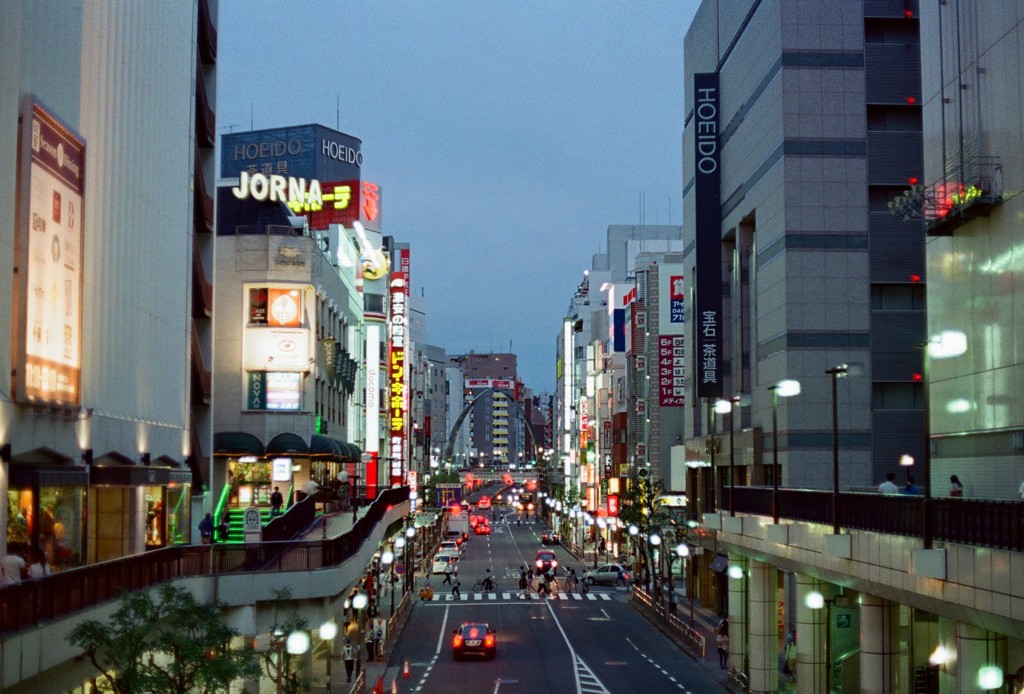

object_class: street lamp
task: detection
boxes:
[675,543,691,623]
[825,363,863,534]
[405,526,416,592]
[319,620,337,693]
[648,532,661,594]
[715,395,748,517]
[381,549,395,616]
[768,379,801,523]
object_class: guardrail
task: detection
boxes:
[631,587,706,659]
[0,486,410,636]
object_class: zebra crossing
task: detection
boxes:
[427,590,613,602]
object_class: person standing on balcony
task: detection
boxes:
[198,514,214,544]
[270,486,284,516]
[949,475,965,497]
[879,473,900,495]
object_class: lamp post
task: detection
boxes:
[395,536,407,596]
[676,542,692,624]
[704,399,720,514]
[768,379,801,524]
[319,620,337,693]
[405,525,416,592]
[381,549,395,616]
[715,396,747,517]
[825,364,862,535]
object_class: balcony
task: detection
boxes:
[888,156,1003,236]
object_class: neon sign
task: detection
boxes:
[231,171,323,213]
[388,274,408,485]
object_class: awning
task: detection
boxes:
[90,465,194,487]
[309,434,342,456]
[266,432,310,455]
[709,555,730,573]
[213,431,265,456]
[335,439,361,461]
[9,464,88,487]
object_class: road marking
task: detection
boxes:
[626,637,691,691]
[544,599,612,694]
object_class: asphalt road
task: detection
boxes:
[386,509,723,694]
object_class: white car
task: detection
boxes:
[439,540,464,556]
[432,552,460,575]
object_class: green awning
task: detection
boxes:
[213,431,265,456]
[266,432,310,455]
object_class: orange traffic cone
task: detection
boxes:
[372,675,384,694]
[391,679,398,693]
[402,658,411,678]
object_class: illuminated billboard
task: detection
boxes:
[243,285,312,372]
[14,97,85,406]
[388,273,408,485]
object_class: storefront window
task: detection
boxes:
[7,485,85,572]
[229,460,273,505]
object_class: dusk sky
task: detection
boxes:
[218,1,702,393]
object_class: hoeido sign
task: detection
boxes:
[694,72,723,399]
[232,172,323,214]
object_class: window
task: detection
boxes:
[872,382,923,410]
[871,284,925,310]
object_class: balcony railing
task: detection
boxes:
[726,486,1024,552]
[0,487,410,636]
[888,155,1003,236]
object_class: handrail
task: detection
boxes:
[631,587,705,659]
[0,487,410,636]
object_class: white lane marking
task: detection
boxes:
[544,598,612,694]
[626,637,690,691]
[600,608,610,619]
[434,606,450,654]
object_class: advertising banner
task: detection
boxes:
[15,98,85,405]
[694,72,723,399]
[388,273,408,485]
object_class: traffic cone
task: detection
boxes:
[372,675,384,694]
[391,679,398,693]
[402,658,411,678]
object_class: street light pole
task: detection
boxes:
[768,379,801,524]
[825,364,861,535]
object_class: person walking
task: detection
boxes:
[442,561,453,585]
[451,576,461,598]
[364,629,375,661]
[198,513,214,544]
[518,570,529,599]
[270,486,284,516]
[342,637,357,683]
[717,631,730,669]
[949,475,965,497]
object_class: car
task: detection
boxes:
[589,563,631,586]
[447,530,466,546]
[534,549,558,574]
[440,540,464,556]
[477,495,491,509]
[474,523,491,535]
[452,622,496,660]
[540,531,559,545]
[432,554,458,575]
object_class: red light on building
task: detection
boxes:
[908,177,918,186]
[912,372,923,382]
[906,96,916,105]
[910,274,921,283]
[904,9,913,18]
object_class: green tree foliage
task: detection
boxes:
[68,584,259,694]
[258,589,312,694]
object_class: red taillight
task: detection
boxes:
[453,634,463,648]
[484,634,495,647]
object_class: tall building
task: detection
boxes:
[2,1,216,568]
[681,0,927,500]
[452,352,520,466]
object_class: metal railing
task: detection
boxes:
[727,487,1024,552]
[631,587,706,659]
[0,487,410,636]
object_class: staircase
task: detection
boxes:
[220,507,273,543]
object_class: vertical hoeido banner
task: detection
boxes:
[693,73,723,399]
[388,272,408,486]
[14,97,86,406]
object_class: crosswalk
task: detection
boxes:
[426,591,612,602]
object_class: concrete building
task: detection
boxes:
[679,2,1024,692]
[1,0,216,570]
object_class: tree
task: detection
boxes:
[68,584,259,694]
[617,470,671,592]
[257,589,312,694]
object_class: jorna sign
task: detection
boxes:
[232,171,323,213]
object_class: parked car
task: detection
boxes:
[540,531,559,545]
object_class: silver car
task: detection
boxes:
[588,563,631,585]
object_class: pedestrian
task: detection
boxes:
[717,631,730,669]
[879,472,900,495]
[365,629,375,661]
[374,629,383,660]
[342,638,357,683]
[568,568,578,594]
[581,569,590,595]
[451,576,461,597]
[198,513,214,544]
[518,571,529,599]
[26,547,49,579]
[270,486,284,516]
[784,630,797,676]
[442,561,453,585]
[949,475,965,497]
[902,476,919,495]
[1,544,27,585]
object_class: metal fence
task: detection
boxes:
[0,486,410,636]
[728,487,1024,551]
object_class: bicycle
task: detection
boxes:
[473,578,497,592]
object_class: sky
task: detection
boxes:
[217,1,702,393]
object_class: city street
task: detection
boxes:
[378,512,723,694]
